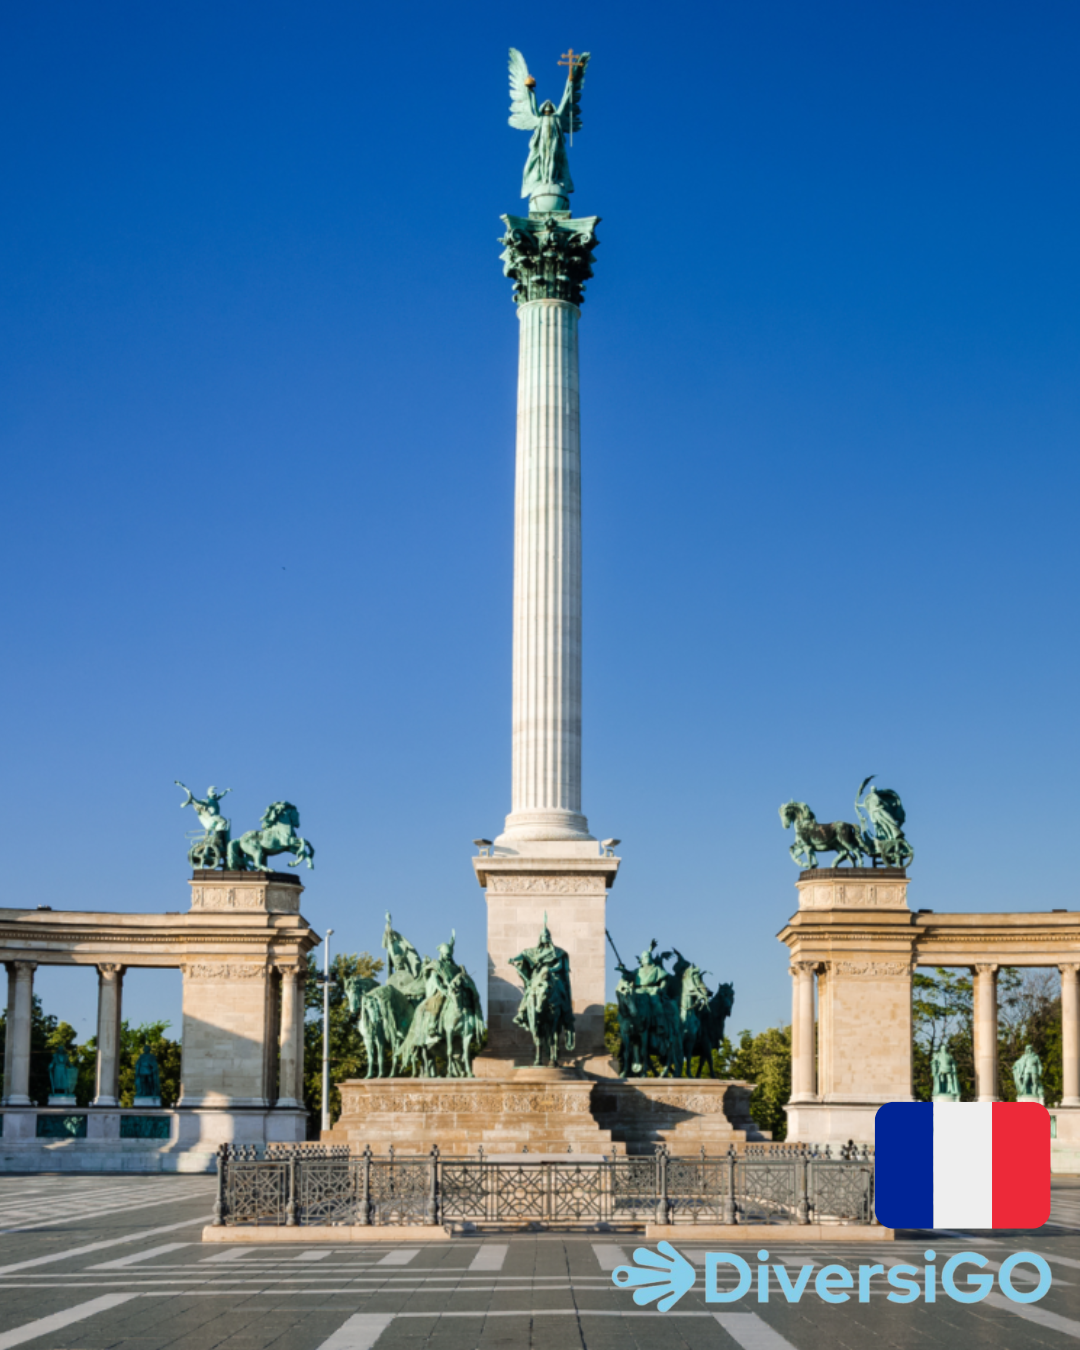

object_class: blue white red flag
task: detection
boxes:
[875,1101,1050,1229]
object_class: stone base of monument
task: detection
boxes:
[591,1078,769,1153]
[1052,1104,1080,1173]
[47,1095,76,1107]
[326,1076,613,1155]
[784,1099,902,1147]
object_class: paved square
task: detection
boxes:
[0,1175,1079,1349]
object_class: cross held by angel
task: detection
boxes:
[508,47,589,214]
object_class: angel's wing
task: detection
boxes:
[508,47,539,129]
[556,51,590,133]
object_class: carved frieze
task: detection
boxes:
[339,1088,591,1115]
[485,875,604,896]
[189,885,299,914]
[829,960,911,977]
[183,962,268,980]
[798,881,908,911]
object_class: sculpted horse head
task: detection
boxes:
[779,800,813,831]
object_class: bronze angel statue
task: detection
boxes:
[508,47,589,211]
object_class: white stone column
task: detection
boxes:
[276,965,303,1108]
[789,962,817,1102]
[497,297,591,843]
[2,965,15,1102]
[4,962,36,1106]
[92,964,124,1107]
[973,963,999,1103]
[1061,964,1080,1107]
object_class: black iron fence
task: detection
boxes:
[213,1142,875,1229]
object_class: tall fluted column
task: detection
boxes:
[499,298,588,842]
[2,966,15,1102]
[790,962,817,1101]
[93,964,125,1106]
[5,962,36,1106]
[1061,964,1080,1107]
[276,965,303,1108]
[973,963,999,1103]
[495,211,600,845]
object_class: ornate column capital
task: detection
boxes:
[96,963,126,980]
[1061,963,1080,976]
[11,960,37,976]
[499,212,600,306]
[275,962,303,982]
[789,961,819,977]
[974,962,1000,976]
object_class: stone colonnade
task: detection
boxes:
[0,873,318,1146]
[787,956,1080,1107]
[0,956,309,1110]
[778,869,1080,1151]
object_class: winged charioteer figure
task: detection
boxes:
[508,47,589,213]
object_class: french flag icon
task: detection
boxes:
[875,1101,1050,1229]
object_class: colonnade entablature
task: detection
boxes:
[777,867,1080,1163]
[0,873,320,1166]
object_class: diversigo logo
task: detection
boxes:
[611,1244,1053,1310]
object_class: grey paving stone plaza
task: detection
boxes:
[0,1176,1079,1350]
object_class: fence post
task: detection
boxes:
[654,1145,668,1227]
[286,1153,298,1227]
[723,1145,736,1225]
[796,1145,810,1224]
[359,1144,372,1226]
[427,1145,440,1226]
[212,1144,227,1226]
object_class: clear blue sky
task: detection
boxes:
[3,2,1078,1045]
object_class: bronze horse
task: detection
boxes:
[780,800,866,869]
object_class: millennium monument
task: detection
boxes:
[468,46,618,1076]
[323,51,763,1156]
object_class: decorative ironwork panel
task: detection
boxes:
[296,1159,360,1225]
[736,1158,798,1224]
[809,1160,873,1223]
[610,1157,657,1221]
[369,1157,430,1225]
[226,1159,289,1225]
[667,1156,730,1222]
[487,1163,548,1220]
[549,1163,604,1221]
[440,1161,490,1223]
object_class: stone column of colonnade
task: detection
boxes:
[92,963,125,1106]
[1060,963,1080,1107]
[275,965,306,1108]
[973,962,999,1103]
[2,961,36,1105]
[498,297,590,843]
[789,961,818,1101]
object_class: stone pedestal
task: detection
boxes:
[134,1096,162,1108]
[326,1075,612,1155]
[47,1095,76,1107]
[779,868,915,1145]
[179,872,304,1110]
[591,1079,768,1154]
[472,843,619,1073]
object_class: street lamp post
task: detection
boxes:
[321,927,334,1134]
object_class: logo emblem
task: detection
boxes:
[611,1241,696,1311]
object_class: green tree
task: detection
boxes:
[912,966,1062,1105]
[716,1025,792,1140]
[302,950,383,1136]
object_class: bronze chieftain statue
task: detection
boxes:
[344,914,486,1079]
[780,776,913,870]
[510,917,576,1068]
[609,933,734,1078]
